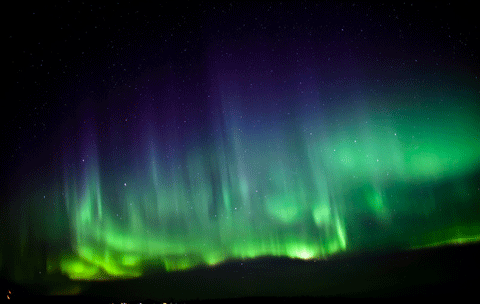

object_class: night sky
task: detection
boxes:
[2,1,480,302]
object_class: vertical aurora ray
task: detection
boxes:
[4,80,480,282]
[47,87,479,280]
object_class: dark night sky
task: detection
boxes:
[4,1,478,173]
[2,1,480,301]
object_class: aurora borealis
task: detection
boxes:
[6,76,480,283]
[2,1,480,301]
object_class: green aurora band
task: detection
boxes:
[4,89,480,282]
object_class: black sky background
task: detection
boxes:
[4,1,479,177]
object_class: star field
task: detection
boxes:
[2,1,479,301]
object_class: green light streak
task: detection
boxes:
[57,96,480,280]
[4,91,480,282]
